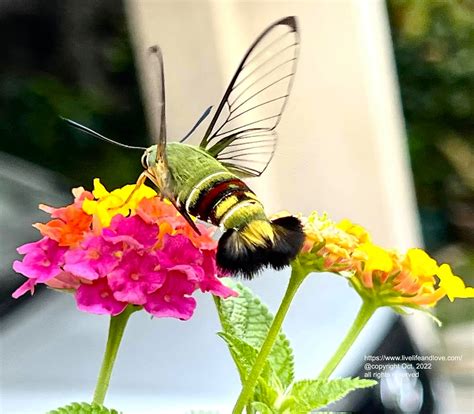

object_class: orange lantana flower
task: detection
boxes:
[34,189,93,247]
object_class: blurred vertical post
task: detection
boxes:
[125,0,422,249]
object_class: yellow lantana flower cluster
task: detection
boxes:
[300,212,474,310]
[82,178,157,228]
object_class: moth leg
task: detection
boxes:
[144,170,201,235]
[110,171,148,210]
[143,170,163,198]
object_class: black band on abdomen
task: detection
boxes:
[188,178,251,223]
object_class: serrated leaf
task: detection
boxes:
[218,332,285,406]
[218,332,272,384]
[289,377,377,411]
[250,401,274,414]
[255,377,279,407]
[47,402,121,414]
[215,282,294,388]
[276,395,298,413]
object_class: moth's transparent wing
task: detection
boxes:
[215,130,278,177]
[148,45,167,156]
[199,16,299,177]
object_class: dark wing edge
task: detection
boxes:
[199,16,299,177]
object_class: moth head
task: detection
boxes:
[142,145,158,169]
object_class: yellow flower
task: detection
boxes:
[438,264,474,302]
[82,178,156,227]
[300,212,361,271]
[354,243,393,273]
[404,248,438,280]
[353,242,393,288]
[296,211,473,316]
[352,247,473,308]
[337,219,371,243]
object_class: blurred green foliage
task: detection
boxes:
[387,0,474,207]
[0,3,147,189]
[388,1,474,325]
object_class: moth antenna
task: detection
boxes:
[61,117,147,150]
[180,106,213,142]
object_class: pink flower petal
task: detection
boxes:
[146,295,196,320]
[64,235,121,280]
[103,215,159,249]
[45,272,81,290]
[167,264,202,283]
[159,234,202,268]
[144,269,197,320]
[108,250,165,305]
[12,279,36,298]
[13,237,66,282]
[76,278,127,315]
[197,250,238,298]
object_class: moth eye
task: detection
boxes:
[141,153,148,169]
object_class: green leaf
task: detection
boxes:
[47,402,121,414]
[255,377,279,408]
[219,332,285,406]
[250,401,274,414]
[215,282,294,388]
[250,401,275,414]
[289,377,377,411]
[218,332,273,384]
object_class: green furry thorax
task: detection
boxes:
[165,142,233,199]
[165,142,268,229]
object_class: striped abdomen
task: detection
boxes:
[166,143,267,230]
[185,172,266,229]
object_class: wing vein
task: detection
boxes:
[241,29,293,70]
[229,52,297,108]
[228,95,288,123]
[213,114,280,137]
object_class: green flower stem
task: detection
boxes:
[232,263,308,414]
[92,305,138,405]
[318,300,377,380]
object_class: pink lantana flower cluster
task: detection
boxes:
[13,179,237,320]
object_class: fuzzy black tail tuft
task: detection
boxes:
[216,216,305,279]
[266,216,305,269]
